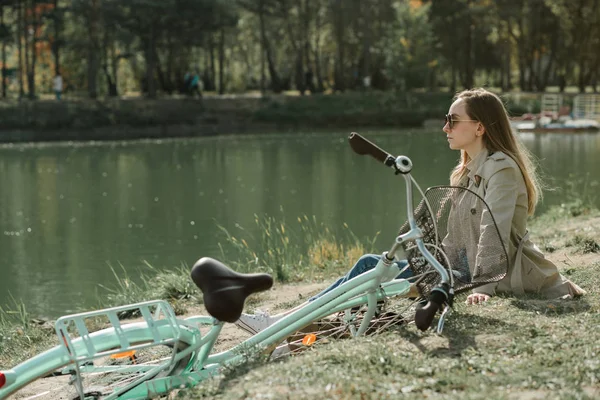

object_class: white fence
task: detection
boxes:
[573,94,600,120]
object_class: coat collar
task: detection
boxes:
[465,149,489,187]
[465,150,507,187]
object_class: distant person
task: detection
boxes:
[183,71,192,95]
[363,75,371,90]
[190,72,203,99]
[53,73,63,100]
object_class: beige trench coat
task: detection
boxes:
[455,150,585,298]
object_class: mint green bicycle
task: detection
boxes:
[0,133,508,399]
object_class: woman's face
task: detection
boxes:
[443,99,484,157]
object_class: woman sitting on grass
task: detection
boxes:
[234,88,585,335]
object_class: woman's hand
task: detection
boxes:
[466,293,490,305]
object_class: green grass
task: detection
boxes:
[180,261,600,399]
[0,296,56,369]
[565,235,600,254]
[216,210,378,283]
[97,262,198,318]
[177,207,600,399]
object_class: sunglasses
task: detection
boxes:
[445,114,478,129]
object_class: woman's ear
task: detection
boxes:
[476,123,485,137]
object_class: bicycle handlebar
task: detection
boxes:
[348,132,453,331]
[348,132,395,166]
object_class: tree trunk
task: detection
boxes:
[538,31,558,92]
[360,0,371,89]
[87,0,99,99]
[110,41,118,96]
[503,26,512,90]
[312,0,324,92]
[145,25,156,98]
[507,18,526,91]
[16,0,23,98]
[259,0,282,92]
[260,38,265,95]
[52,0,60,74]
[333,0,345,91]
[102,29,118,97]
[154,48,166,93]
[29,2,38,99]
[209,34,216,91]
[303,0,315,93]
[1,6,6,98]
[428,65,437,91]
[463,1,474,89]
[202,46,211,92]
[218,26,225,95]
[295,50,305,94]
[450,62,456,93]
[23,0,29,96]
[23,0,35,99]
[140,14,160,99]
[578,62,587,93]
[165,33,174,94]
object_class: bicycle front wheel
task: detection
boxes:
[270,291,424,360]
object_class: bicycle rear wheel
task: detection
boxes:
[9,339,193,400]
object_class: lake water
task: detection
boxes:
[1,129,599,318]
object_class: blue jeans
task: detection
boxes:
[309,254,412,301]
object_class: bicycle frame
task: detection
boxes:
[0,154,452,399]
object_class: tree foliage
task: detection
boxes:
[0,0,599,99]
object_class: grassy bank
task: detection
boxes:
[185,276,599,399]
[0,91,540,143]
[182,204,600,399]
[1,205,598,398]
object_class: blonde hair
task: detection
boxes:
[449,88,542,215]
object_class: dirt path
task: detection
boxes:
[185,281,328,352]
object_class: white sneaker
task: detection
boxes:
[235,310,282,335]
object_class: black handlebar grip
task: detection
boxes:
[414,289,447,331]
[348,132,392,164]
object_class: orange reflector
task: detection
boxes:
[0,372,6,388]
[110,350,137,362]
[302,333,317,346]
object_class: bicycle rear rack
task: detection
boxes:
[54,300,182,398]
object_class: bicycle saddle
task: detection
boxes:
[190,257,273,323]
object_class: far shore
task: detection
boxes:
[0,91,542,143]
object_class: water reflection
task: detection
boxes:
[519,132,600,207]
